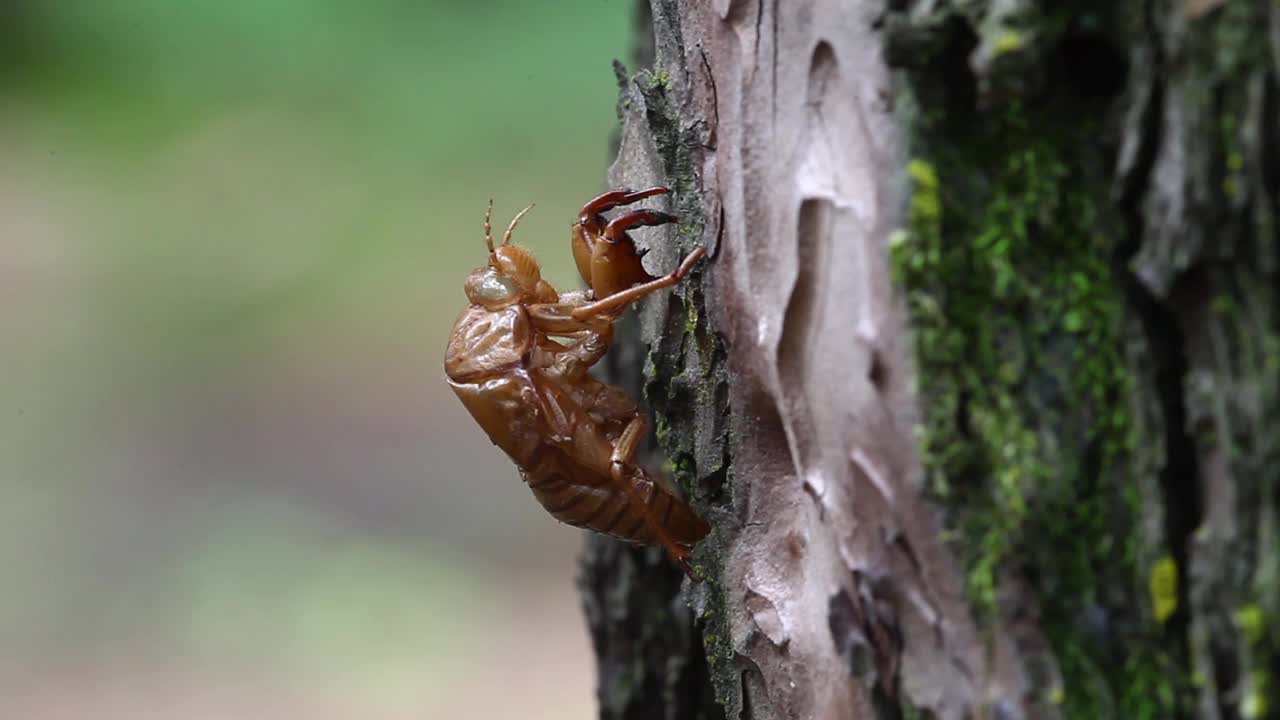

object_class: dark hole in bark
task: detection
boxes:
[1045,20,1128,102]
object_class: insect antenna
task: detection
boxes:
[484,198,496,256]
[502,203,535,246]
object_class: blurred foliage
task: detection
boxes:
[4,0,631,357]
[1,2,631,716]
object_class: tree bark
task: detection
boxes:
[579,2,1279,719]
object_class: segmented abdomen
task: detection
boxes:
[523,453,708,547]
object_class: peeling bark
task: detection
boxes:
[579,2,1279,719]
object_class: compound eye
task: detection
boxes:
[466,268,519,307]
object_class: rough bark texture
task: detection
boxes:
[579,1,1279,719]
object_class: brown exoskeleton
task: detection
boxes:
[444,189,709,577]
[571,186,678,299]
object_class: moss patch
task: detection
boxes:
[618,57,742,716]
[1150,554,1179,625]
[891,96,1172,716]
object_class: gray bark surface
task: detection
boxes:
[579,2,1280,719]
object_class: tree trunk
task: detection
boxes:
[578,2,1280,719]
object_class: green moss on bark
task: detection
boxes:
[617,55,741,717]
[890,89,1173,717]
[581,43,733,717]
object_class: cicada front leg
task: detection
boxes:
[573,187,681,298]
[570,246,706,321]
[577,187,671,227]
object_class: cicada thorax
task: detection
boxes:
[444,305,530,381]
[445,304,547,463]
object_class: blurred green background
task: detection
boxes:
[1,2,635,717]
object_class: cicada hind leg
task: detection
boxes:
[610,465,708,579]
[599,417,700,576]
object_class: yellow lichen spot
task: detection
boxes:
[908,158,939,188]
[648,69,671,90]
[1048,687,1065,705]
[993,30,1024,56]
[1234,604,1265,645]
[1241,669,1269,719]
[1224,175,1241,200]
[889,228,911,250]
[1150,554,1179,624]
[908,159,941,222]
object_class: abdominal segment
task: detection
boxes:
[523,457,708,547]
